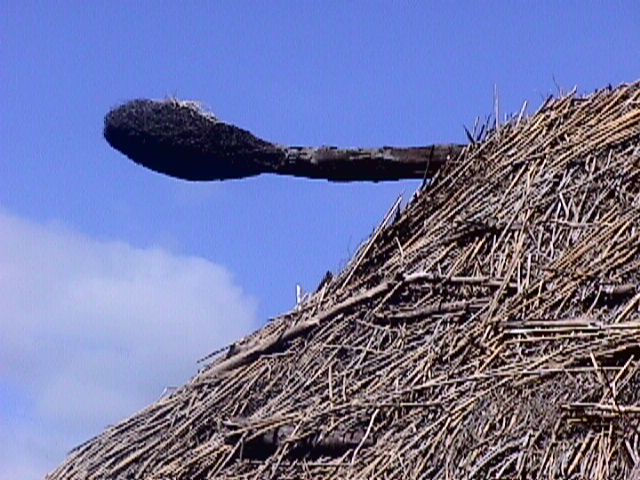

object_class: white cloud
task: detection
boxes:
[0,209,258,480]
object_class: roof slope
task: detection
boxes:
[50,83,640,479]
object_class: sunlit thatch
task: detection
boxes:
[50,82,640,479]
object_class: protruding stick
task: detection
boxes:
[104,99,464,182]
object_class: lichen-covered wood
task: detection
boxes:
[51,83,640,479]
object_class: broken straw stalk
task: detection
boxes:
[104,99,464,182]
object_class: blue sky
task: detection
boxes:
[1,2,639,478]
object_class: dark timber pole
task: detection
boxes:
[104,99,464,182]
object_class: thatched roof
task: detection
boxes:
[50,83,640,479]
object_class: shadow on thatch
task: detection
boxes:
[49,83,640,479]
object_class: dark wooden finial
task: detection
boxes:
[104,99,464,182]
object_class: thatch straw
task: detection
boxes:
[50,82,640,479]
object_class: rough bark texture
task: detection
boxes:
[278,145,463,181]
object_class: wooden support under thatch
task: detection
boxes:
[224,417,374,460]
[104,98,464,182]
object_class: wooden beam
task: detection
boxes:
[104,99,464,182]
[224,419,374,460]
